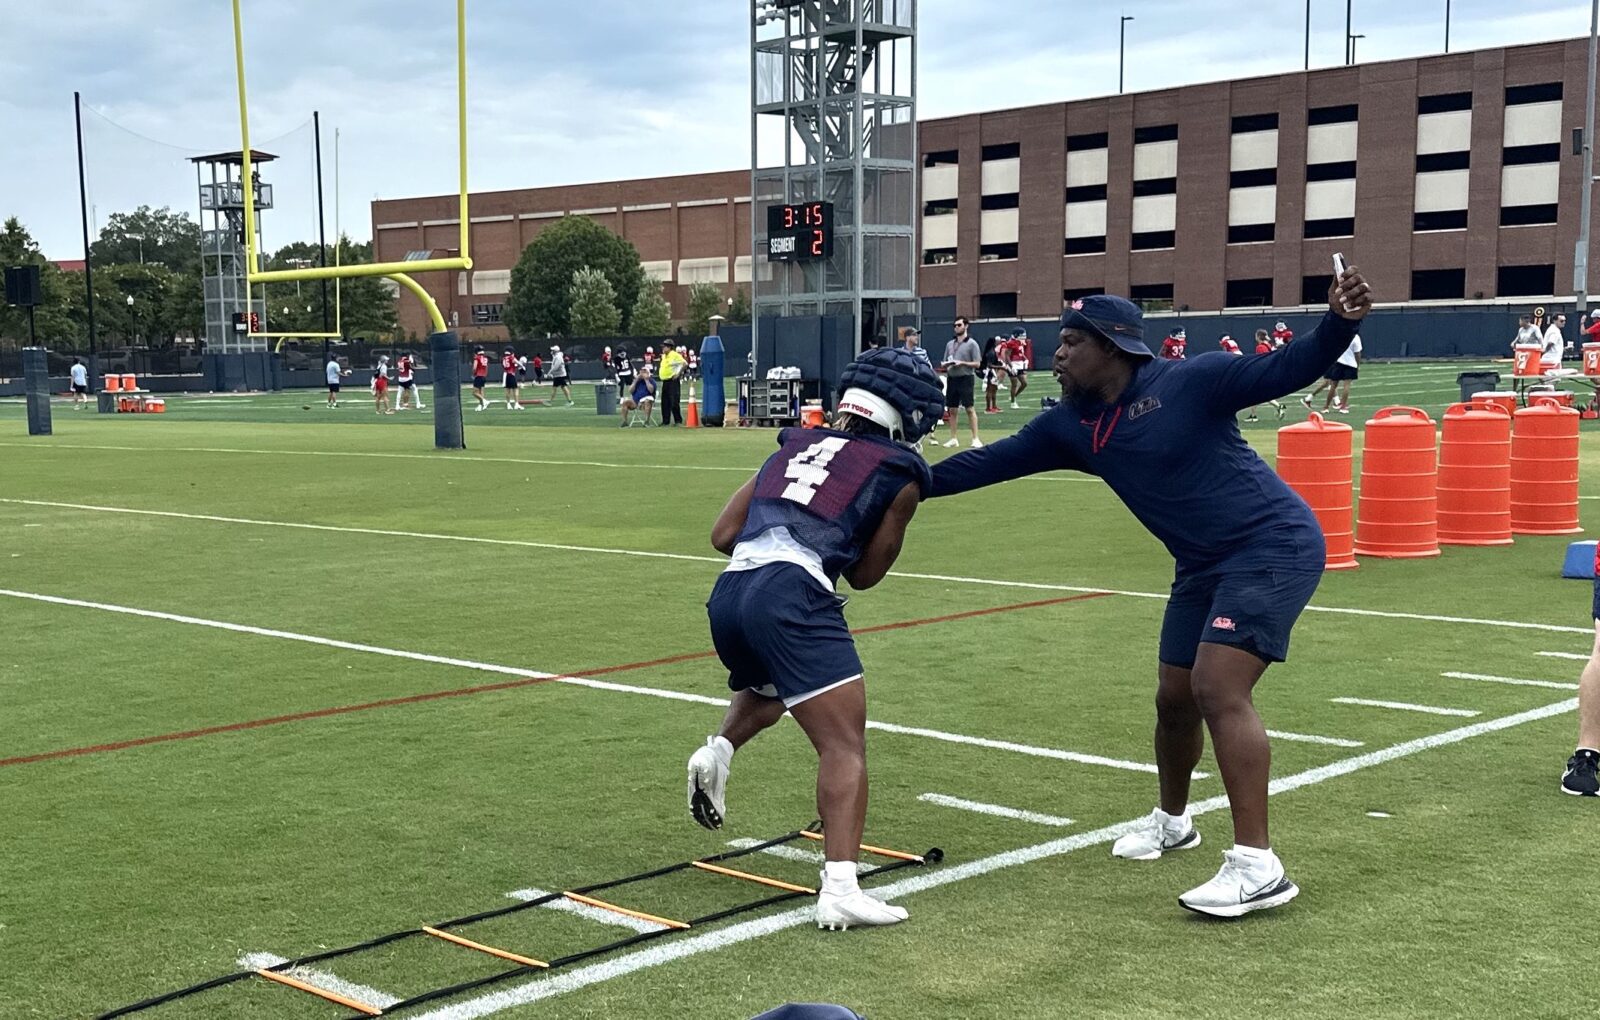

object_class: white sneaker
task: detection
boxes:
[970,438,984,449]
[816,888,908,930]
[941,438,959,448]
[1010,401,1020,410]
[1111,808,1202,861]
[417,403,426,410]
[1300,394,1314,408]
[687,736,731,830]
[1179,849,1299,918]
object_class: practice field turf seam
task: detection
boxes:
[917,792,1074,827]
[396,697,1576,1020]
[5,497,1591,635]
[0,588,1170,775]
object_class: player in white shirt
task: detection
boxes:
[325,356,351,408]
[1541,314,1567,371]
[68,358,89,408]
[371,355,394,415]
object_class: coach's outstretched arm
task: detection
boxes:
[1194,267,1373,412]
[930,413,1085,498]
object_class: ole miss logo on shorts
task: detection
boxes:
[1211,616,1237,631]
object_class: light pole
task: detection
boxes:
[1444,0,1451,52]
[1119,15,1134,94]
[125,293,137,345]
[1576,0,1598,316]
[1305,0,1312,70]
[1345,0,1353,64]
[1350,33,1365,63]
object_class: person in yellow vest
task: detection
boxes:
[659,339,688,426]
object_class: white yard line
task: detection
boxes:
[724,838,827,865]
[236,953,400,1009]
[917,793,1073,827]
[1264,729,1365,748]
[1538,651,1591,661]
[867,719,1185,776]
[7,497,1590,635]
[1330,697,1480,717]
[0,588,1162,774]
[1442,671,1579,691]
[406,698,1576,1020]
[506,888,667,934]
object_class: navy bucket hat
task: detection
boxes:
[1061,295,1154,360]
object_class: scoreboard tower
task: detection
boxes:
[750,0,918,352]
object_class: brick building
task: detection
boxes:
[373,36,1600,341]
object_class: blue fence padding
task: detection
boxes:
[750,1006,866,1020]
[1562,541,1597,579]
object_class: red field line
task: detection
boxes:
[1,592,1113,770]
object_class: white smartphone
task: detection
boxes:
[1332,253,1355,312]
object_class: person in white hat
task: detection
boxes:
[549,345,573,406]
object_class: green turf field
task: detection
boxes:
[2,361,1596,1020]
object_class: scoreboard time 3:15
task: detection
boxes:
[765,202,834,261]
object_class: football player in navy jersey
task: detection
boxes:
[686,347,945,931]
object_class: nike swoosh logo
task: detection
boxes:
[1242,877,1285,901]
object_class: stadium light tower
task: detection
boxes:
[750,0,919,354]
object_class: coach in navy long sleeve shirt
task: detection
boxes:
[933,308,1359,572]
[928,271,1374,919]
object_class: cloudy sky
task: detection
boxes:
[1,0,1593,260]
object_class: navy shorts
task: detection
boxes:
[1159,565,1323,668]
[473,375,487,388]
[707,563,863,707]
[1591,574,1599,620]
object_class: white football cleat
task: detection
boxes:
[816,888,908,930]
[941,438,959,448]
[1112,808,1202,861]
[1179,849,1299,918]
[970,438,984,449]
[687,737,731,830]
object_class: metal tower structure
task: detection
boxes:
[750,0,917,350]
[192,149,274,353]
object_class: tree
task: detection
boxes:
[567,266,621,336]
[504,216,645,337]
[0,218,80,348]
[684,282,725,339]
[629,278,671,337]
[91,206,201,275]
[727,284,752,325]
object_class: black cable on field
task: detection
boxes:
[94,829,940,1019]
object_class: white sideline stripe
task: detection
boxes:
[866,719,1192,776]
[236,953,400,1008]
[1538,651,1591,661]
[724,838,827,864]
[1330,697,1480,717]
[1442,671,1579,691]
[1264,729,1364,748]
[917,792,1074,827]
[506,888,667,933]
[4,498,1593,635]
[0,588,1161,773]
[407,698,1577,1020]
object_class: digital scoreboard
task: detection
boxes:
[765,201,834,262]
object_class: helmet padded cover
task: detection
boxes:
[836,347,946,441]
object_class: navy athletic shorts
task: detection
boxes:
[1592,573,1599,620]
[707,563,863,707]
[1159,564,1323,668]
[473,375,487,388]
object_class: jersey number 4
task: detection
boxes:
[781,437,849,506]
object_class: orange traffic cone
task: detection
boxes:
[686,385,700,428]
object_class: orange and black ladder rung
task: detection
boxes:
[95,826,941,1020]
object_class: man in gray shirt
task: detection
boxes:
[940,316,983,448]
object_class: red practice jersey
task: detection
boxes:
[1219,338,1242,355]
[1160,336,1187,360]
[1272,326,1294,346]
[1255,340,1273,355]
[397,355,414,381]
[502,353,518,375]
[472,353,489,376]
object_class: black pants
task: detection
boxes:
[661,376,683,424]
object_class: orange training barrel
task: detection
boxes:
[1513,344,1543,378]
[1584,342,1600,376]
[1354,406,1440,559]
[1276,412,1357,570]
[1510,397,1582,535]
[1437,401,1513,546]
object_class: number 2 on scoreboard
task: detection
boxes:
[811,229,824,257]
